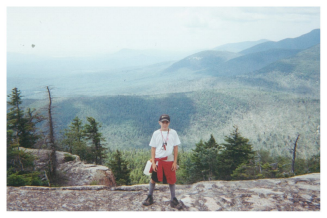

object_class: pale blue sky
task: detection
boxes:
[7,7,320,57]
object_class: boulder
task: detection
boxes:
[20,147,116,187]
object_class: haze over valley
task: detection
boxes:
[8,26,320,159]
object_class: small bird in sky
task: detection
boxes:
[31,44,35,48]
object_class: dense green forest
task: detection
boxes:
[104,128,320,185]
[7,88,320,187]
[59,114,320,185]
[21,87,320,159]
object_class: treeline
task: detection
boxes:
[58,116,106,165]
[7,87,107,186]
[20,87,320,159]
[7,88,47,186]
[176,127,320,183]
[7,87,320,187]
[104,126,320,186]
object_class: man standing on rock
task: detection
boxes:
[142,114,183,209]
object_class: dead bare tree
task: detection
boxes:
[291,134,300,174]
[47,86,57,181]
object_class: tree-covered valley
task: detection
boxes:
[7,29,320,186]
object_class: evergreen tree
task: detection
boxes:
[231,162,257,180]
[203,134,222,180]
[186,135,222,182]
[7,88,39,148]
[108,150,131,185]
[308,152,320,173]
[61,116,87,154]
[70,116,85,143]
[84,117,106,165]
[189,139,207,182]
[6,88,46,186]
[217,126,255,180]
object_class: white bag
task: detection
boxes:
[143,160,152,176]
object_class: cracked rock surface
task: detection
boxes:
[19,147,115,187]
[7,173,320,211]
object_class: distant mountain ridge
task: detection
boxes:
[7,49,195,78]
[165,48,302,77]
[213,48,301,76]
[164,50,241,72]
[254,44,320,76]
[164,29,320,77]
[213,39,269,52]
[237,44,320,96]
[240,29,320,55]
[11,29,320,159]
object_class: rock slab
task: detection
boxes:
[7,173,320,211]
[20,147,116,187]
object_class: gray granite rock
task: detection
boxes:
[20,147,116,187]
[7,173,320,211]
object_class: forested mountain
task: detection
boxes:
[255,44,320,77]
[8,29,320,98]
[210,48,301,76]
[240,29,320,55]
[21,87,319,160]
[237,44,320,97]
[163,48,301,77]
[163,29,319,77]
[164,50,241,72]
[10,28,320,161]
[213,39,269,53]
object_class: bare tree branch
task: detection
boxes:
[291,134,300,174]
[47,86,57,181]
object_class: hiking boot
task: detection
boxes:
[142,195,154,206]
[170,197,183,209]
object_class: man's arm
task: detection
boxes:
[171,146,178,171]
[151,147,157,172]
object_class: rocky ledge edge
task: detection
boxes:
[7,173,320,211]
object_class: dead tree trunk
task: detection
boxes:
[47,86,57,181]
[291,134,300,174]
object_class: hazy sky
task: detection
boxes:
[7,7,320,57]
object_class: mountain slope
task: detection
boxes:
[22,88,320,159]
[213,39,269,52]
[240,29,320,55]
[164,50,241,72]
[164,48,301,77]
[211,48,301,76]
[237,44,320,97]
[255,44,320,77]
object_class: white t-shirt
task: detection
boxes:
[149,129,181,159]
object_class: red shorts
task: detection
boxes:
[150,161,176,184]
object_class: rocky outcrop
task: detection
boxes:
[7,173,320,211]
[21,147,115,187]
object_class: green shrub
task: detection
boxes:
[90,180,99,185]
[7,173,26,186]
[27,176,42,186]
[64,153,76,162]
[7,171,44,187]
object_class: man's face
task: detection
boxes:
[159,121,170,129]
